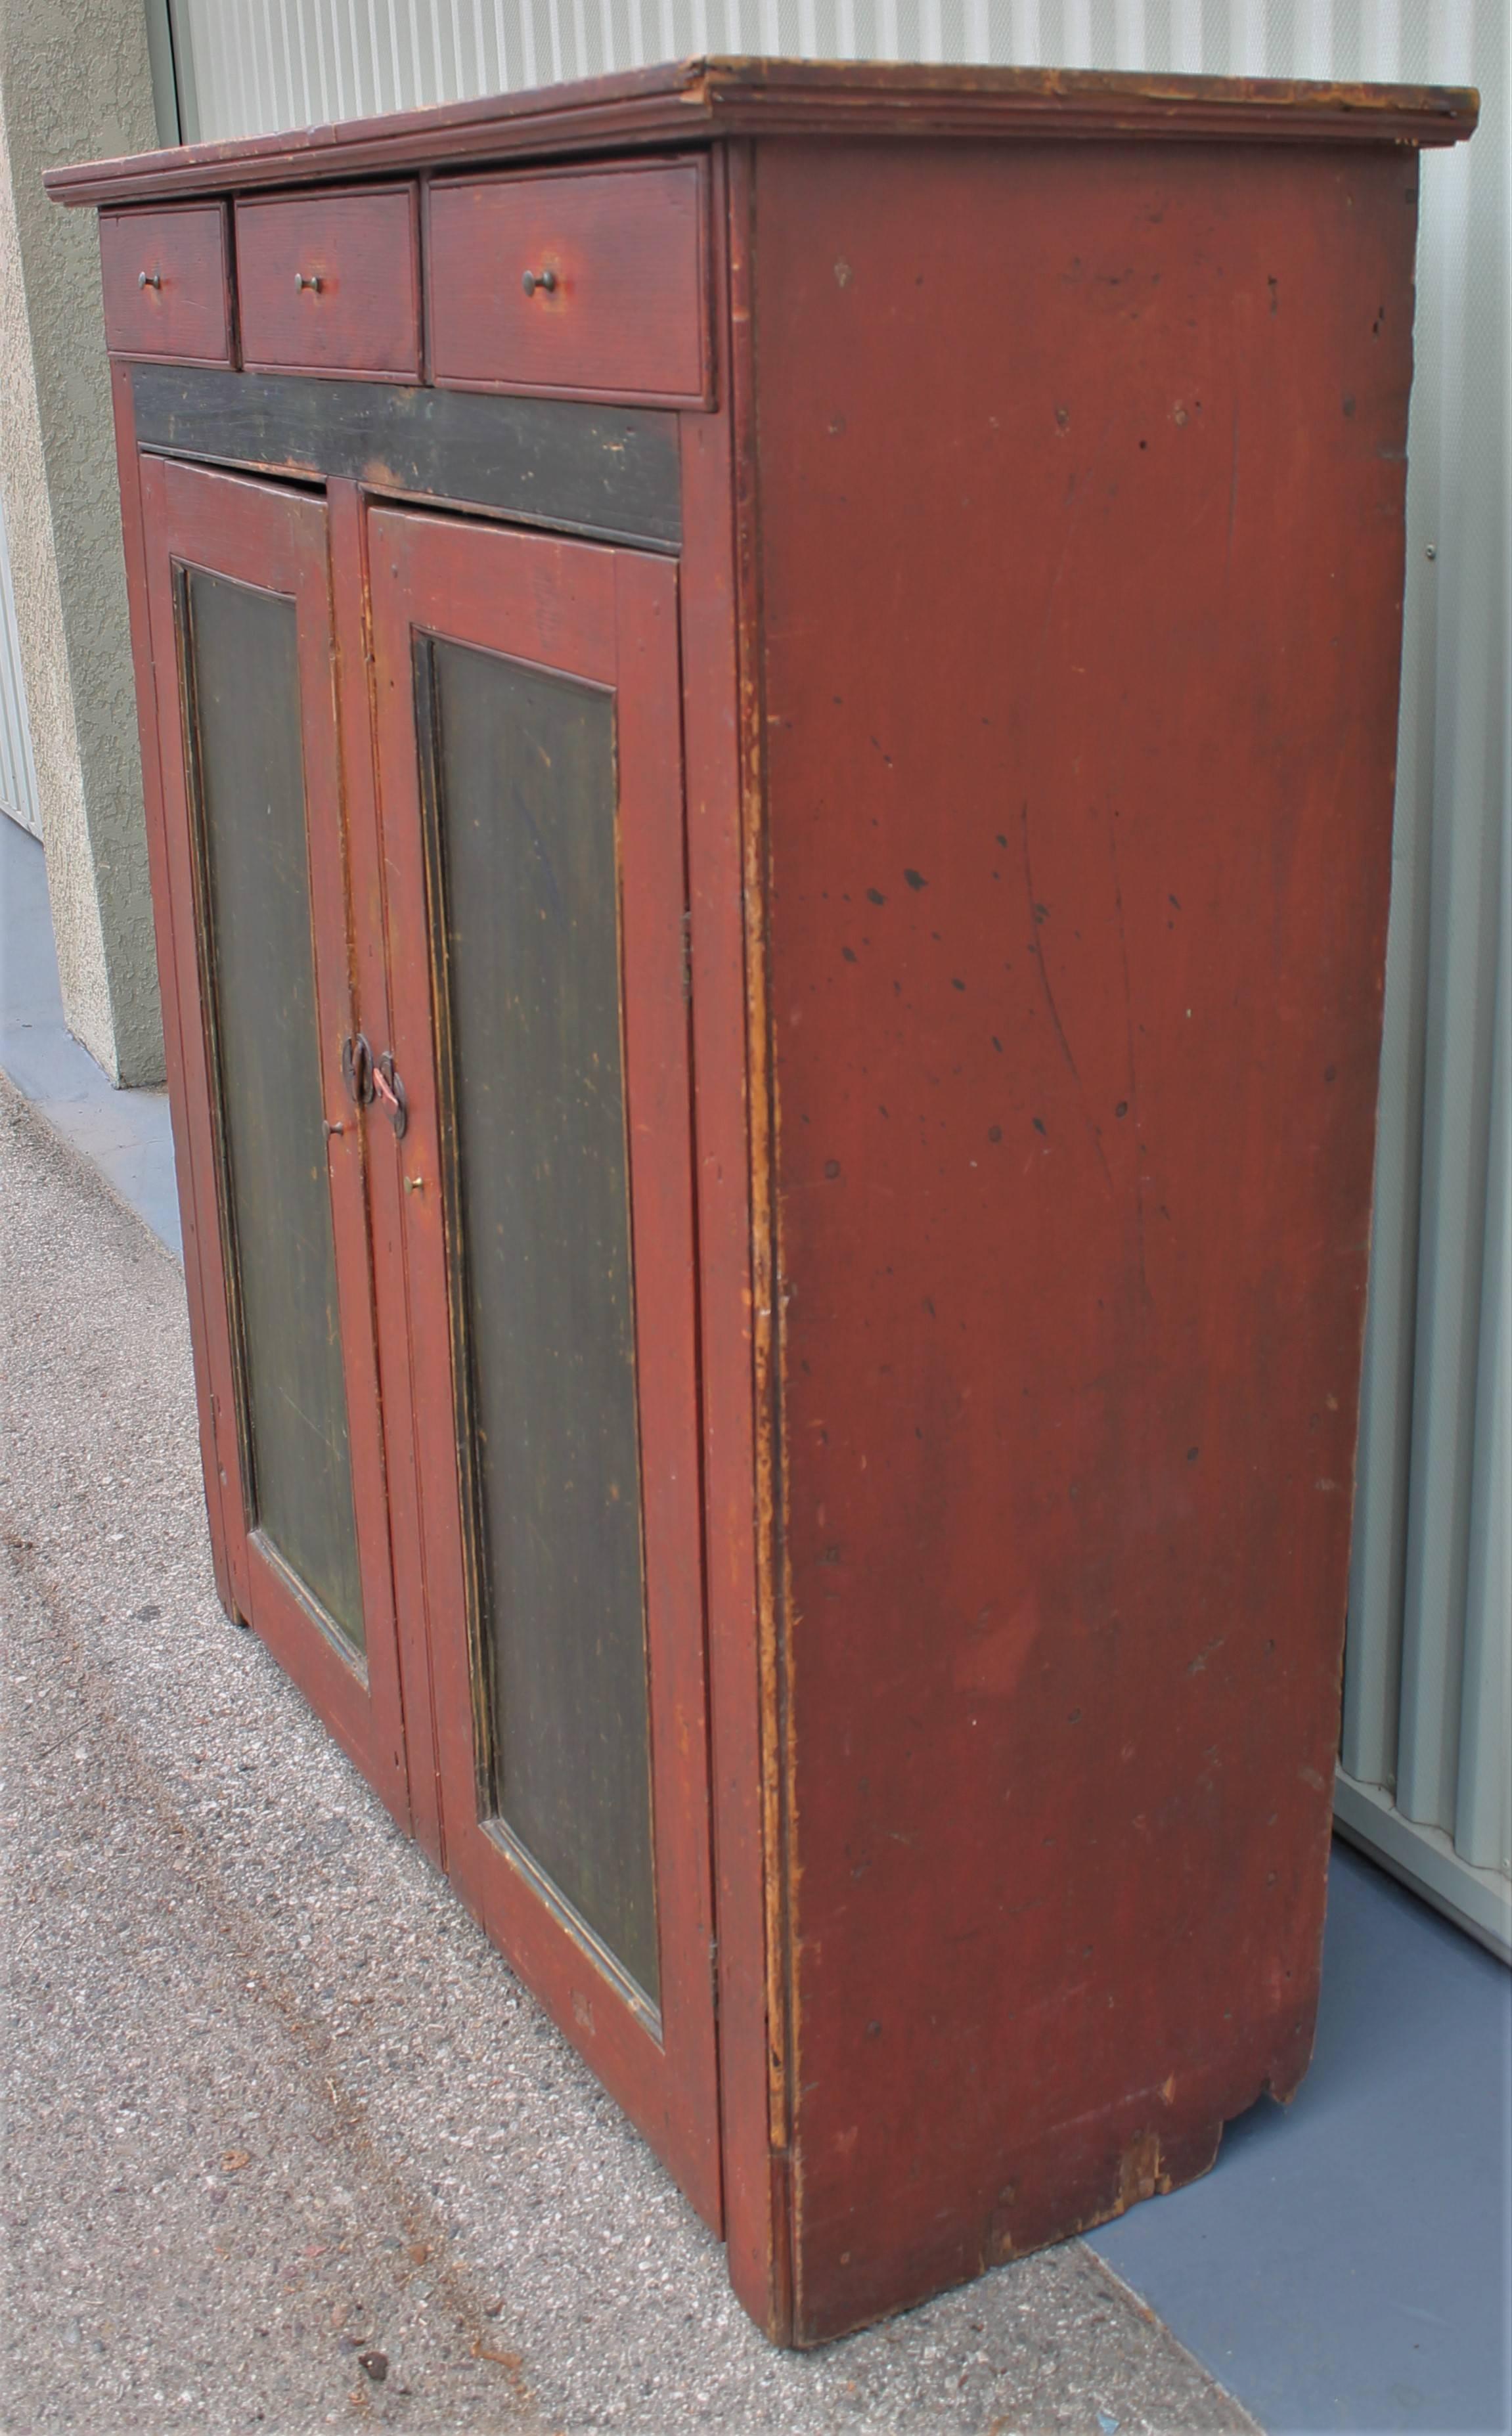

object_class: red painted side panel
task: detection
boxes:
[749,137,1416,2341]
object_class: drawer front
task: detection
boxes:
[427,162,709,407]
[100,205,232,365]
[235,188,421,381]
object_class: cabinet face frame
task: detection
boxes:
[365,503,723,2226]
[112,305,749,2247]
[137,453,411,1828]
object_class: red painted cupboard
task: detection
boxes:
[51,58,1477,2345]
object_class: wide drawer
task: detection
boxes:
[235,188,421,381]
[100,204,232,365]
[427,162,709,407]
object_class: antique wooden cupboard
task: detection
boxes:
[51,60,1476,2345]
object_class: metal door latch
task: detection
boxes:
[342,1032,374,1107]
[372,1050,408,1138]
[342,1034,407,1136]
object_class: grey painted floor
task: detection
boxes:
[4,803,1510,2434]
[1090,1849,1512,2436]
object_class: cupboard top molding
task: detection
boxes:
[46,56,1478,210]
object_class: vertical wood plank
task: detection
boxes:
[328,473,445,1861]
[679,137,789,2336]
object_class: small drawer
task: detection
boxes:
[235,188,421,382]
[427,162,709,408]
[100,204,232,365]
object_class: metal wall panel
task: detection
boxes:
[162,0,1498,119]
[0,484,41,837]
[164,0,1511,1958]
[1335,0,1510,1966]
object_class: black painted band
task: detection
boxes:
[130,363,682,550]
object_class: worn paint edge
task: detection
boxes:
[726,134,797,2343]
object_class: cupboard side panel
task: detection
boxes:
[752,137,1416,2341]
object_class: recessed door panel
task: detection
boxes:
[424,637,657,1999]
[183,566,364,1649]
[139,454,410,1827]
[368,506,719,2225]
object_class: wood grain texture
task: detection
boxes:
[235,187,421,380]
[680,141,790,2341]
[428,160,710,407]
[129,364,682,549]
[100,204,232,365]
[749,135,1417,2341]
[51,58,1477,211]
[326,477,447,1867]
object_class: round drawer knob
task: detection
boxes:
[138,269,161,290]
[521,268,558,298]
[294,271,324,293]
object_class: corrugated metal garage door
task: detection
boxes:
[158,0,1510,1960]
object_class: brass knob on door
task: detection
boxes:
[294,271,324,292]
[521,267,558,297]
[138,270,161,289]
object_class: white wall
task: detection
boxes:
[155,0,1510,1953]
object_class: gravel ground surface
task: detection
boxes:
[0,1077,1260,2436]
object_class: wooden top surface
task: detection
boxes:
[47,56,1477,209]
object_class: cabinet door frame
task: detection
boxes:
[139,453,409,1826]
[365,504,721,2227]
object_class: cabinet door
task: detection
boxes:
[366,508,720,2225]
[139,456,409,1825]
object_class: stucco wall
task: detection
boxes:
[0,0,162,1085]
